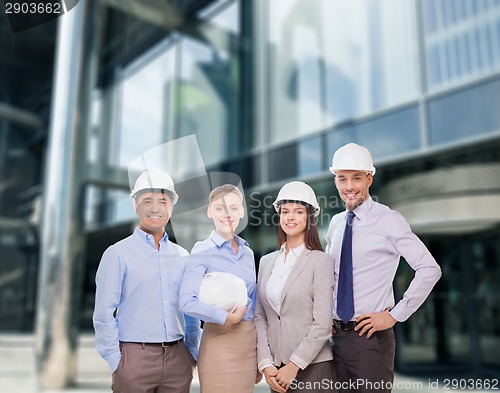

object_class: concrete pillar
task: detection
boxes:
[35,0,98,388]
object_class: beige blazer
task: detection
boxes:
[254,248,334,370]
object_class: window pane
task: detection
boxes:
[269,144,298,182]
[177,1,240,166]
[117,43,177,168]
[267,0,419,144]
[423,0,500,91]
[299,136,323,177]
[327,105,421,162]
[429,78,500,145]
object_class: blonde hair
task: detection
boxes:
[208,184,243,204]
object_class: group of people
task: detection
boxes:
[93,143,442,393]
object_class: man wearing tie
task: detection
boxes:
[325,143,441,393]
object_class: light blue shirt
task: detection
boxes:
[325,196,442,322]
[179,231,257,325]
[93,227,201,372]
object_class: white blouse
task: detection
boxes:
[266,242,306,314]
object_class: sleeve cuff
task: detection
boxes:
[389,303,410,322]
[290,359,304,370]
[289,353,307,370]
[214,307,229,325]
[258,362,274,373]
[106,351,121,373]
[258,358,274,372]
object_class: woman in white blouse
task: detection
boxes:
[254,181,337,393]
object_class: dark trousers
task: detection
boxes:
[332,328,395,393]
[112,341,195,393]
[271,361,338,393]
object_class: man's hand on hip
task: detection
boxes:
[355,308,396,338]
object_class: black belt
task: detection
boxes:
[333,319,357,331]
[130,339,183,347]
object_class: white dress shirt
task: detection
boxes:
[325,196,441,322]
[267,243,306,314]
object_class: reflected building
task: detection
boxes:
[0,0,499,378]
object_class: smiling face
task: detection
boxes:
[279,202,308,241]
[334,170,372,211]
[208,191,244,238]
[135,192,173,237]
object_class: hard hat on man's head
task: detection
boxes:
[329,143,376,176]
[130,169,179,204]
[273,181,320,217]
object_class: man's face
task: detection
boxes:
[334,170,372,211]
[135,192,173,236]
[208,192,244,237]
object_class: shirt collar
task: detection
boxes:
[280,242,306,257]
[349,195,374,221]
[134,227,169,244]
[209,230,248,248]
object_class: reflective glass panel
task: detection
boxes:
[116,41,177,168]
[428,78,500,145]
[177,1,240,166]
[423,0,500,91]
[267,0,419,144]
[298,135,323,177]
[269,144,298,182]
[327,105,421,162]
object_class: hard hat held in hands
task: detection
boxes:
[198,272,247,312]
[130,169,179,204]
[273,181,320,217]
[329,143,376,176]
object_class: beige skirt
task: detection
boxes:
[198,321,257,393]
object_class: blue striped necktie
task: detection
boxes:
[337,210,355,324]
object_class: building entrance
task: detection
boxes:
[395,230,500,376]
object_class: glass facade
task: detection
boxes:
[423,0,500,91]
[399,234,500,370]
[327,105,421,162]
[177,1,241,165]
[117,41,177,167]
[267,0,419,144]
[429,77,500,145]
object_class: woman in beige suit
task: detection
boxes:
[254,181,336,393]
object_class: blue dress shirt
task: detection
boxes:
[93,227,201,372]
[179,231,257,325]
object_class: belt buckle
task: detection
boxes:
[339,321,350,331]
[333,320,354,331]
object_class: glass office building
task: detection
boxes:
[1,0,500,376]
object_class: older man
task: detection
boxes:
[93,169,200,393]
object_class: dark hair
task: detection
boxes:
[276,203,323,252]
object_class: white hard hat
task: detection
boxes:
[329,143,376,176]
[130,169,179,204]
[198,272,247,312]
[273,181,320,217]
